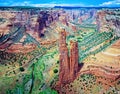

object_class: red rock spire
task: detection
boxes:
[69,40,79,81]
[59,29,79,85]
[59,28,70,84]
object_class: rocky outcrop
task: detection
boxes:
[59,29,79,85]
[96,9,120,36]
[6,43,36,53]
[36,10,60,37]
[96,11,108,32]
[69,40,79,81]
[59,29,70,84]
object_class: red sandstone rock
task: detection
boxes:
[59,29,70,84]
[59,29,79,85]
[69,40,79,81]
[6,43,36,53]
[112,40,120,48]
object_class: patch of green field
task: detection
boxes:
[31,48,59,94]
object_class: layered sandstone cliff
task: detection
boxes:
[96,9,120,36]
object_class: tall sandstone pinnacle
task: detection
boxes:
[59,29,70,84]
[59,28,79,85]
[69,40,79,81]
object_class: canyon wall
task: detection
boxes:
[96,9,120,37]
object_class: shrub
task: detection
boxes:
[53,69,58,73]
[19,67,25,72]
[57,60,59,64]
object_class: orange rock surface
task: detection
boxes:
[59,29,70,84]
[69,40,78,81]
[6,43,36,53]
[112,40,120,48]
[59,29,79,85]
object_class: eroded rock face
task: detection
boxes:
[96,11,108,32]
[59,29,70,84]
[69,41,79,81]
[36,11,60,37]
[96,9,120,36]
[6,43,36,53]
[59,29,79,85]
